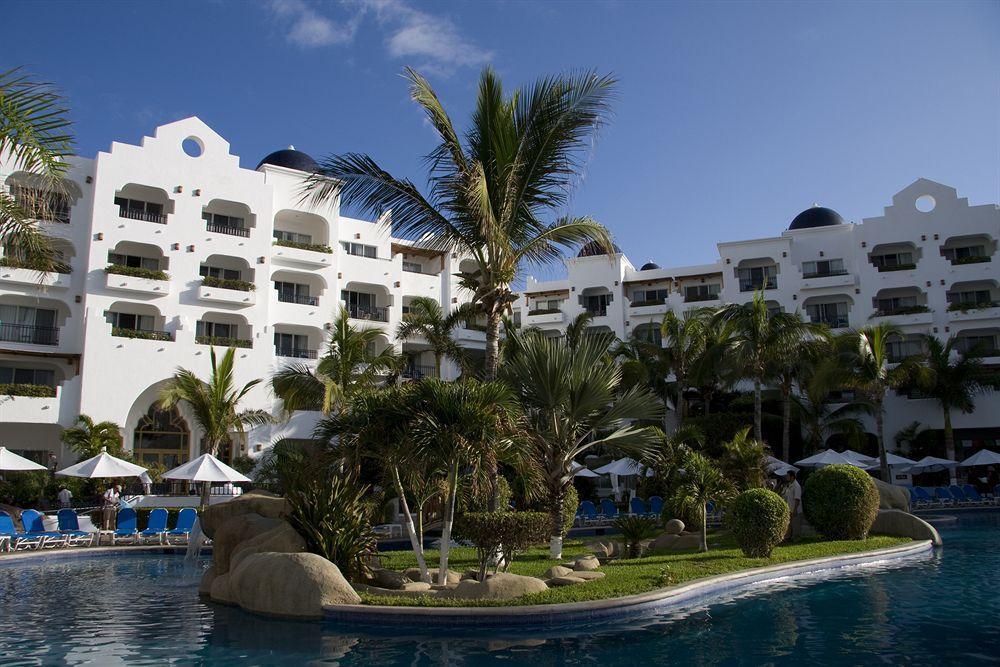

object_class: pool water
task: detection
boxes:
[2,511,998,666]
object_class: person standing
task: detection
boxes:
[57,485,73,508]
[46,452,58,475]
[101,484,121,530]
[782,470,803,540]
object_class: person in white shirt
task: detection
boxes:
[782,470,803,540]
[57,486,73,508]
[101,484,121,530]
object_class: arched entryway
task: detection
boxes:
[133,404,190,468]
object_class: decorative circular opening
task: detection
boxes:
[915,195,935,213]
[182,136,204,158]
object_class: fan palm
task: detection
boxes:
[769,333,831,461]
[272,306,400,414]
[660,310,710,424]
[915,335,1000,479]
[673,452,732,552]
[0,68,75,272]
[395,296,468,379]
[302,67,617,382]
[714,290,824,443]
[60,414,125,460]
[502,334,662,558]
[838,324,923,479]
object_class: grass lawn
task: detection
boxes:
[364,532,911,607]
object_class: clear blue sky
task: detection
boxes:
[5,0,998,276]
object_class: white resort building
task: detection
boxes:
[0,117,485,468]
[513,178,1000,465]
[0,116,998,471]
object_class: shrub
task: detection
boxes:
[105,264,168,280]
[803,464,879,540]
[274,238,333,254]
[458,476,512,514]
[453,511,549,580]
[201,275,255,292]
[194,335,252,349]
[0,255,71,273]
[560,485,579,537]
[614,515,659,558]
[111,327,170,341]
[0,383,56,398]
[726,488,789,557]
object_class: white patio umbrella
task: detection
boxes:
[55,447,147,479]
[864,452,917,470]
[0,446,48,472]
[958,449,1000,467]
[840,450,878,467]
[765,455,798,475]
[794,449,864,468]
[905,456,959,474]
[594,457,652,477]
[161,453,250,483]
[571,463,600,478]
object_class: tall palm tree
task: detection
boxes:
[615,331,671,426]
[0,67,74,272]
[792,357,867,453]
[720,426,767,492]
[769,334,830,462]
[60,415,125,460]
[660,310,709,425]
[915,335,1000,480]
[407,379,522,585]
[272,307,400,414]
[673,452,731,552]
[714,290,823,443]
[688,312,735,416]
[302,67,616,382]
[839,324,923,479]
[503,334,662,558]
[395,296,467,379]
[158,347,272,503]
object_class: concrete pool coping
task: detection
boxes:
[0,545,205,564]
[323,540,935,627]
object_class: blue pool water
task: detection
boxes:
[1,511,998,666]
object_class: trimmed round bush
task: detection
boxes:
[803,464,879,540]
[726,488,789,558]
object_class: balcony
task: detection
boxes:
[197,281,256,307]
[0,385,62,424]
[739,278,777,292]
[0,323,59,346]
[111,327,172,342]
[347,304,389,323]
[206,222,250,238]
[800,271,855,290]
[277,293,319,306]
[526,308,565,325]
[104,269,170,297]
[683,293,721,303]
[629,298,669,317]
[402,365,437,380]
[812,316,850,329]
[948,302,1000,322]
[271,240,334,268]
[275,346,318,359]
[119,207,167,224]
[869,306,933,326]
[0,263,70,289]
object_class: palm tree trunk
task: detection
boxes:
[782,386,792,462]
[676,377,686,425]
[437,461,460,586]
[434,353,443,380]
[392,466,430,582]
[943,407,957,484]
[700,502,708,552]
[484,310,501,381]
[549,481,566,560]
[876,399,889,480]
[754,379,763,443]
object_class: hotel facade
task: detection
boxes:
[0,117,998,468]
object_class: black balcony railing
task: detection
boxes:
[585,307,608,317]
[347,304,389,322]
[278,293,319,306]
[206,222,250,237]
[813,317,850,329]
[275,346,318,359]
[739,279,777,292]
[0,323,59,346]
[119,207,167,224]
[402,365,437,380]
[684,293,720,303]
[802,270,849,279]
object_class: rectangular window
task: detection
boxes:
[196,321,234,338]
[108,252,160,271]
[199,265,241,281]
[114,197,163,217]
[0,367,55,386]
[202,212,245,229]
[877,295,918,312]
[802,259,845,277]
[104,311,153,331]
[806,302,849,328]
[340,242,377,258]
[632,288,668,303]
[947,289,992,305]
[341,290,375,308]
[583,293,611,315]
[738,265,777,290]
[872,252,914,268]
[402,261,423,273]
[684,284,721,301]
[274,332,309,356]
[274,230,312,245]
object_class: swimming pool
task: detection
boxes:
[1,511,997,665]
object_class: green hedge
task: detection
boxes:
[0,256,71,273]
[111,327,171,341]
[954,255,990,265]
[0,383,56,397]
[195,335,253,349]
[803,464,879,540]
[526,308,561,316]
[726,488,789,557]
[105,264,168,280]
[274,239,333,254]
[947,301,998,312]
[201,275,255,292]
[453,511,549,579]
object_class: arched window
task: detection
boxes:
[133,405,189,468]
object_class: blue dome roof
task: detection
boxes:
[256,147,319,173]
[789,206,844,230]
[640,262,661,271]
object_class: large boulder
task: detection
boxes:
[445,573,548,600]
[663,519,685,535]
[200,491,289,539]
[210,572,235,605]
[870,509,942,545]
[229,521,307,573]
[199,565,217,597]
[568,570,605,581]
[372,568,411,590]
[213,513,283,574]
[547,576,587,587]
[545,565,574,579]
[405,567,460,585]
[571,555,601,571]
[229,552,361,618]
[648,532,701,555]
[874,479,911,511]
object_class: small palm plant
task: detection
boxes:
[395,296,469,378]
[673,452,732,552]
[614,515,660,558]
[60,415,125,460]
[720,427,767,492]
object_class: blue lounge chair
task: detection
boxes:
[20,509,69,548]
[56,509,94,546]
[112,507,138,544]
[948,485,971,506]
[960,485,985,506]
[139,508,168,544]
[934,487,955,505]
[630,497,649,517]
[649,495,664,517]
[600,498,619,522]
[166,508,197,544]
[909,486,933,508]
[0,510,45,551]
[578,501,600,527]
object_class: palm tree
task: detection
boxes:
[158,347,272,505]
[839,324,923,479]
[769,334,830,462]
[0,67,74,272]
[660,310,709,425]
[688,312,734,416]
[792,358,867,453]
[714,290,823,443]
[407,379,522,585]
[720,426,767,492]
[395,296,468,379]
[502,334,662,558]
[302,67,616,382]
[60,415,125,460]
[272,307,400,414]
[615,332,671,427]
[673,452,731,552]
[915,335,1000,480]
